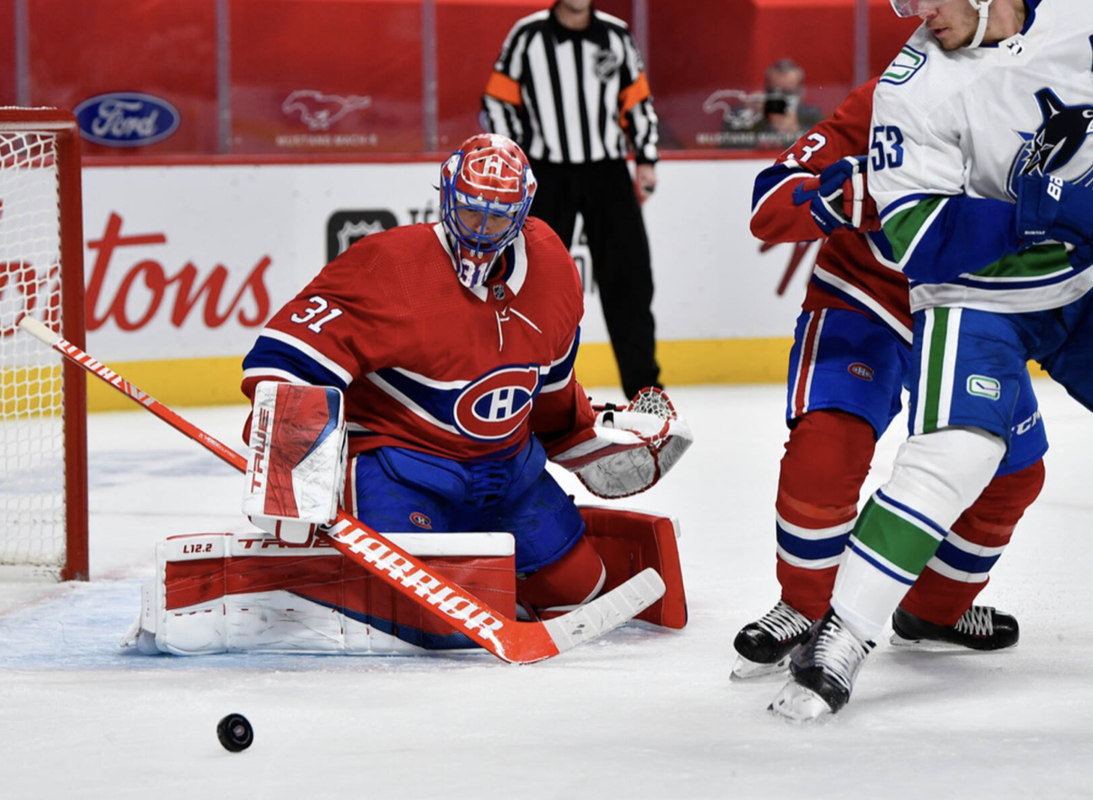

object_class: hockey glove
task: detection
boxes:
[1015,173,1093,248]
[550,388,693,499]
[793,155,879,236]
[243,381,348,544]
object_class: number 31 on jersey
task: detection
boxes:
[291,295,343,333]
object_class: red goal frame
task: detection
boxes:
[0,108,88,581]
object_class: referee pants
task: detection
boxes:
[529,158,660,399]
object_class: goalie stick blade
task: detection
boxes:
[539,567,666,658]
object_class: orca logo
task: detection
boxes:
[326,210,399,261]
[453,365,540,441]
[73,92,180,147]
[1007,88,1093,196]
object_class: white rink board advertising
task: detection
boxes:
[79,159,812,364]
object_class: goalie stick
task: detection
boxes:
[19,316,665,664]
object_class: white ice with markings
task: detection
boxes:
[2,383,1091,799]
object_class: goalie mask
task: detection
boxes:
[440,133,537,290]
[889,0,995,48]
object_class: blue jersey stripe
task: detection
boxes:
[751,162,805,211]
[243,337,349,389]
[898,196,1020,283]
[542,328,581,388]
[374,368,464,427]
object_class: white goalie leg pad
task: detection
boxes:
[243,381,347,543]
[832,426,1005,641]
[121,530,517,656]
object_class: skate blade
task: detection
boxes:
[890,633,968,651]
[768,681,834,721]
[731,654,790,681]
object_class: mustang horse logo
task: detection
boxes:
[282,90,372,131]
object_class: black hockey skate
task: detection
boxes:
[732,600,812,680]
[769,609,875,720]
[890,605,1019,651]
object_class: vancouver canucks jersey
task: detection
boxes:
[870,0,1093,313]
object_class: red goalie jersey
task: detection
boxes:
[750,78,912,344]
[241,220,595,460]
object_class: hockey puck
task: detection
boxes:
[217,713,254,752]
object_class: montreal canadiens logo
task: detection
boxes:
[409,512,432,530]
[453,365,540,441]
[848,362,874,381]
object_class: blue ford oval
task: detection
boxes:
[73,92,180,147]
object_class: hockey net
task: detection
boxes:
[0,108,88,580]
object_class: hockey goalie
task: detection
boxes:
[126,134,691,656]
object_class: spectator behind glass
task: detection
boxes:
[758,59,825,145]
[714,58,825,150]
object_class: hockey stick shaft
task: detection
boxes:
[20,317,664,664]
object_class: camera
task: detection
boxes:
[764,96,788,116]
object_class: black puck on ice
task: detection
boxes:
[217,713,254,752]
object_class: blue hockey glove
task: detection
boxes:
[793,155,879,236]
[1015,173,1093,247]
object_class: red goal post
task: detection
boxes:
[0,108,88,581]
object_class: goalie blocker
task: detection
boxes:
[124,506,687,656]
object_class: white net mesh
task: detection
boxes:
[630,387,676,421]
[0,129,68,572]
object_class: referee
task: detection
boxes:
[482,0,661,400]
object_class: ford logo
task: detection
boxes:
[73,92,180,147]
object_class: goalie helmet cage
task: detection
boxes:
[0,108,88,581]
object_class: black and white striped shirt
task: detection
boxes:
[482,7,659,165]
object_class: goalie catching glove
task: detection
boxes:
[549,387,693,499]
[243,381,348,544]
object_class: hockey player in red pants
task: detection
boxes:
[736,77,1047,678]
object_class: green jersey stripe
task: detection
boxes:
[882,197,947,264]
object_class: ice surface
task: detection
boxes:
[2,382,1091,799]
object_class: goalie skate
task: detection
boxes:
[732,600,812,680]
[769,609,875,721]
[890,605,1019,651]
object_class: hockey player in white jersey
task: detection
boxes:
[772,0,1093,719]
